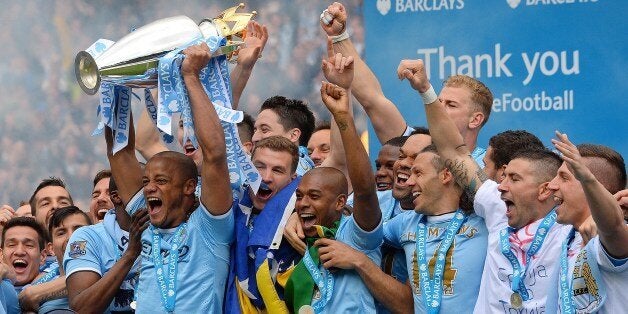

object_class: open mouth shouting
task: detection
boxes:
[256,183,274,201]
[411,191,422,207]
[96,207,109,221]
[12,259,28,274]
[183,143,198,157]
[376,179,392,191]
[146,197,164,216]
[299,212,318,236]
[502,197,516,219]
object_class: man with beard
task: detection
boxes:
[89,170,115,223]
[398,58,569,312]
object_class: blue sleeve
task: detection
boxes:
[191,203,235,245]
[63,227,104,278]
[347,215,383,251]
[592,236,628,269]
[1,280,19,314]
[383,213,405,249]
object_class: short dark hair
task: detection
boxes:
[488,130,545,168]
[252,136,299,174]
[29,177,73,216]
[150,151,199,184]
[511,149,562,183]
[260,96,315,146]
[237,113,255,144]
[48,206,92,238]
[93,169,112,187]
[303,167,348,197]
[419,144,445,172]
[577,144,626,194]
[314,121,331,133]
[2,217,47,250]
[409,126,430,136]
[384,136,408,148]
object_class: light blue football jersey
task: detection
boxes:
[311,214,383,313]
[63,192,145,313]
[0,280,19,314]
[384,211,488,313]
[134,203,234,313]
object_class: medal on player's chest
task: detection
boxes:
[510,292,523,309]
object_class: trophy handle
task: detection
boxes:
[75,51,101,95]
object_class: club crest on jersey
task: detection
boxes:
[69,241,87,258]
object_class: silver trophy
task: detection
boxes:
[75,3,256,95]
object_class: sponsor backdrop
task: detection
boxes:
[364,0,627,162]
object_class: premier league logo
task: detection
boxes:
[69,241,87,258]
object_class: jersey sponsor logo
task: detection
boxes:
[412,239,458,296]
[140,240,190,263]
[507,0,599,9]
[68,241,87,258]
[392,0,465,13]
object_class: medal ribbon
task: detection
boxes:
[499,208,557,302]
[559,228,576,314]
[415,210,467,314]
[150,223,187,312]
[32,264,60,285]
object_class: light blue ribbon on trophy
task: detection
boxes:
[201,55,261,197]
[111,85,132,154]
[144,89,174,143]
[85,39,115,137]
[155,35,260,198]
[415,210,466,314]
[499,208,557,304]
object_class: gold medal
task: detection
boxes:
[510,292,523,309]
[298,305,315,314]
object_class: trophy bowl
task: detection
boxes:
[75,4,255,95]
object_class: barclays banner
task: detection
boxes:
[364,0,627,161]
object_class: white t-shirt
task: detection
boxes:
[472,180,571,314]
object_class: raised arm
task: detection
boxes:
[230,21,268,110]
[316,238,413,314]
[398,59,487,198]
[181,43,233,215]
[320,39,352,191]
[105,118,144,206]
[552,132,628,258]
[321,2,407,144]
[135,91,168,161]
[321,81,381,231]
